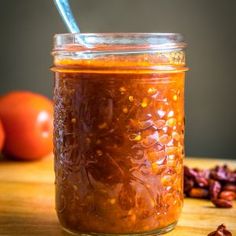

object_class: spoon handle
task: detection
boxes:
[53,0,80,33]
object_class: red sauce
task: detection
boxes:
[53,53,186,235]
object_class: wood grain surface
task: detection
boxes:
[0,156,235,236]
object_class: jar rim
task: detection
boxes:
[53,33,186,53]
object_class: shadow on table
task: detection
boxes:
[0,212,68,236]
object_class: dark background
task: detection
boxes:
[0,0,235,159]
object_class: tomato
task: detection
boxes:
[0,119,5,151]
[0,91,53,160]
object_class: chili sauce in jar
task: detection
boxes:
[52,33,188,235]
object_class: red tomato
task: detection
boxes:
[0,91,53,160]
[0,119,5,151]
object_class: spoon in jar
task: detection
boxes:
[53,0,91,47]
[53,0,80,33]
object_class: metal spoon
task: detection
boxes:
[53,0,80,33]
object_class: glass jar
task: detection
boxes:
[51,33,187,236]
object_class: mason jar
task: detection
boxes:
[51,33,187,235]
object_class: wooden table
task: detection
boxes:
[0,157,235,236]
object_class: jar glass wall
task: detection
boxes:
[51,33,187,236]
